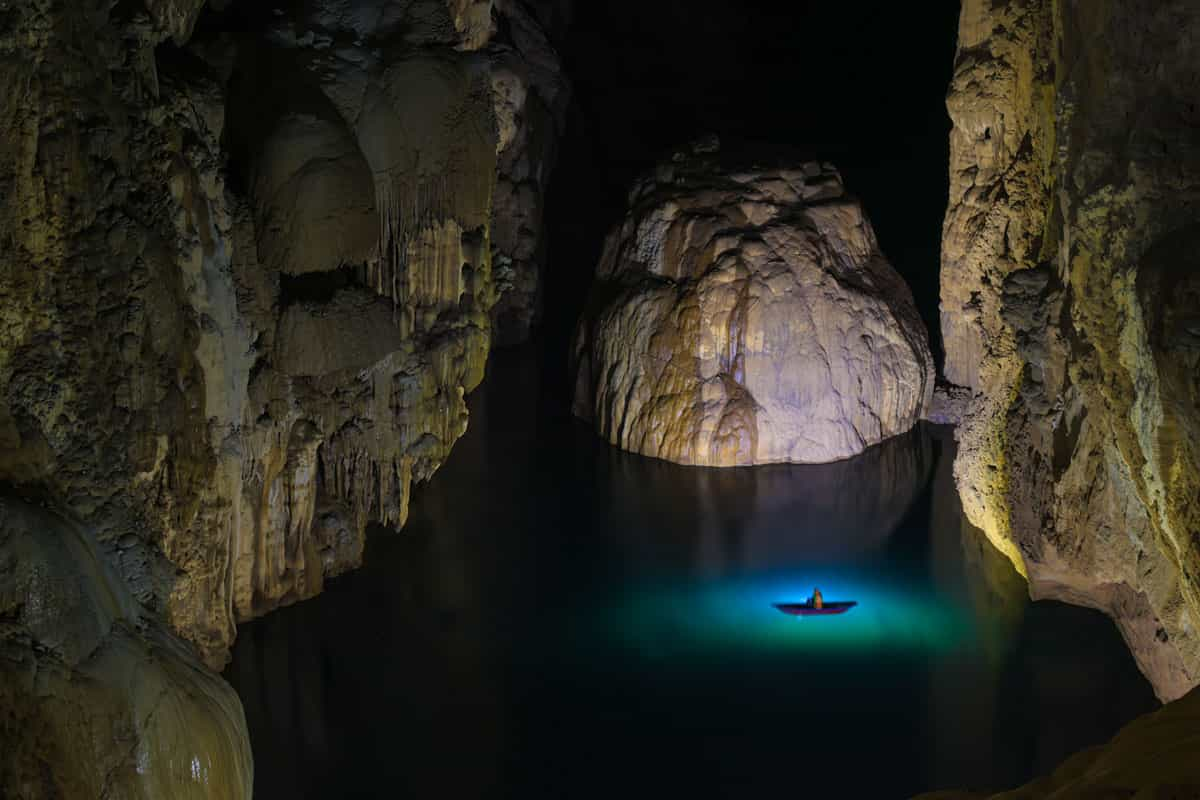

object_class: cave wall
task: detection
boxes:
[0,0,565,793]
[0,0,570,669]
[213,0,504,658]
[488,0,570,345]
[0,496,254,799]
[942,0,1200,701]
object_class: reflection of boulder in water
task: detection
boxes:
[603,424,936,567]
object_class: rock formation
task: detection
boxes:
[0,0,570,661]
[0,495,253,799]
[488,0,570,345]
[0,0,565,793]
[941,0,1200,701]
[572,139,935,466]
[213,0,503,652]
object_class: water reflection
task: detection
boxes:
[227,347,1156,799]
[599,423,935,572]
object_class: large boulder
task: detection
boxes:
[571,140,934,466]
[0,0,562,677]
[940,0,1200,701]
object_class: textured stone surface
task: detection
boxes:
[924,383,972,427]
[487,0,570,345]
[0,0,559,792]
[941,0,1200,701]
[915,685,1200,800]
[0,495,253,800]
[572,140,934,466]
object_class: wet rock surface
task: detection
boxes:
[571,140,934,466]
[0,495,253,800]
[941,0,1200,701]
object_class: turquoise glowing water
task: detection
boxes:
[600,570,970,658]
[226,348,1157,798]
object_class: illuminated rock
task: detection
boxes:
[211,8,498,635]
[445,0,496,51]
[941,0,1200,700]
[0,0,570,676]
[571,140,934,466]
[0,0,562,790]
[0,496,253,800]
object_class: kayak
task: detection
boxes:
[772,601,857,616]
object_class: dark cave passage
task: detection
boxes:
[279,265,365,306]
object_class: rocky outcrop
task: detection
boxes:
[0,0,565,794]
[0,495,253,799]
[571,140,934,466]
[211,0,504,650]
[0,0,569,667]
[487,0,570,345]
[915,685,1200,800]
[941,0,1200,700]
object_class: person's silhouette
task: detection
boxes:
[811,587,824,609]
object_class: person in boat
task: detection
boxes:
[810,587,824,610]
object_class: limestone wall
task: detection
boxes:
[0,0,564,792]
[573,140,934,466]
[941,0,1200,701]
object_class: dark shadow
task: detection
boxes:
[538,1,962,398]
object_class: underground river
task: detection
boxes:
[225,347,1157,798]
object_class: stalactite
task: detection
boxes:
[370,173,463,310]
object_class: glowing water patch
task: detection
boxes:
[597,569,971,661]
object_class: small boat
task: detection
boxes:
[773,600,857,617]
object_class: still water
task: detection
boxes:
[226,348,1156,799]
